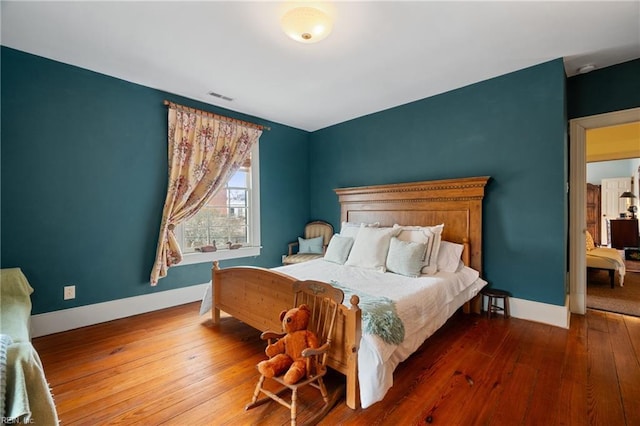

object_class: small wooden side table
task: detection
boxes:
[480,288,510,318]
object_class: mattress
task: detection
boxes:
[274,259,487,408]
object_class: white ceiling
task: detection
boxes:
[2,1,639,131]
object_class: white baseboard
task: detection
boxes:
[31,283,570,338]
[508,295,570,329]
[30,282,210,338]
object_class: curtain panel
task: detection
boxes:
[150,108,262,285]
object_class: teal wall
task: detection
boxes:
[1,47,310,314]
[567,58,640,119]
[4,46,636,315]
[309,59,568,306]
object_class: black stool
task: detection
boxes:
[481,288,510,318]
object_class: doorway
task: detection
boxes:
[569,107,640,315]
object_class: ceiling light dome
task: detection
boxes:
[281,6,333,44]
[577,64,596,74]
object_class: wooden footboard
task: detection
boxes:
[212,262,362,409]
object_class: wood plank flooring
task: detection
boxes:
[33,303,640,425]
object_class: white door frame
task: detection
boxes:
[569,107,640,314]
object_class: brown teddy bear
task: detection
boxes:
[257,304,319,384]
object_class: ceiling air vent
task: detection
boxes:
[208,91,234,101]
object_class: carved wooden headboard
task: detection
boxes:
[334,176,490,274]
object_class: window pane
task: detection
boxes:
[228,170,248,188]
[229,189,246,205]
[180,167,251,253]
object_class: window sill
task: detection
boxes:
[178,246,261,266]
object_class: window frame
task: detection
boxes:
[174,144,261,266]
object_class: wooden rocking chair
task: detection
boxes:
[245,280,344,426]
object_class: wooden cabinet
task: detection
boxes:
[586,183,601,245]
[608,218,639,249]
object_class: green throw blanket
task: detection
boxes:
[1,334,12,417]
[331,281,405,345]
[1,268,59,424]
[5,342,59,424]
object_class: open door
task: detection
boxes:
[600,177,632,245]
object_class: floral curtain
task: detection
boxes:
[150,107,262,285]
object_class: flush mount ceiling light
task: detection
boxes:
[281,6,333,43]
[577,64,597,74]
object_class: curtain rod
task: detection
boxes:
[163,100,271,131]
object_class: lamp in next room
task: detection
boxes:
[620,191,637,219]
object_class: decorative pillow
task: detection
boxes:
[437,241,464,273]
[323,234,354,264]
[386,237,428,277]
[339,221,380,240]
[585,230,595,251]
[394,224,444,275]
[345,226,399,272]
[298,236,324,254]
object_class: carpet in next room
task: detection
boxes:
[587,268,640,317]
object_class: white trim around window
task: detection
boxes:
[177,245,262,266]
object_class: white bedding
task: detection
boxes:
[274,259,487,408]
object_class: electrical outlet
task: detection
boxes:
[64,285,76,300]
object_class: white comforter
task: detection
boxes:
[274,259,487,408]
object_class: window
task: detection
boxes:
[175,144,261,265]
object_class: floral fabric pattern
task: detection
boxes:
[150,108,262,285]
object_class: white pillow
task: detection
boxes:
[394,224,444,275]
[323,234,354,264]
[339,221,379,240]
[386,237,428,277]
[345,226,399,272]
[437,241,464,273]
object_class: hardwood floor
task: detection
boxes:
[33,303,640,425]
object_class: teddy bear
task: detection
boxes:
[257,304,319,384]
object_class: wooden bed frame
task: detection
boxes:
[211,176,489,409]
